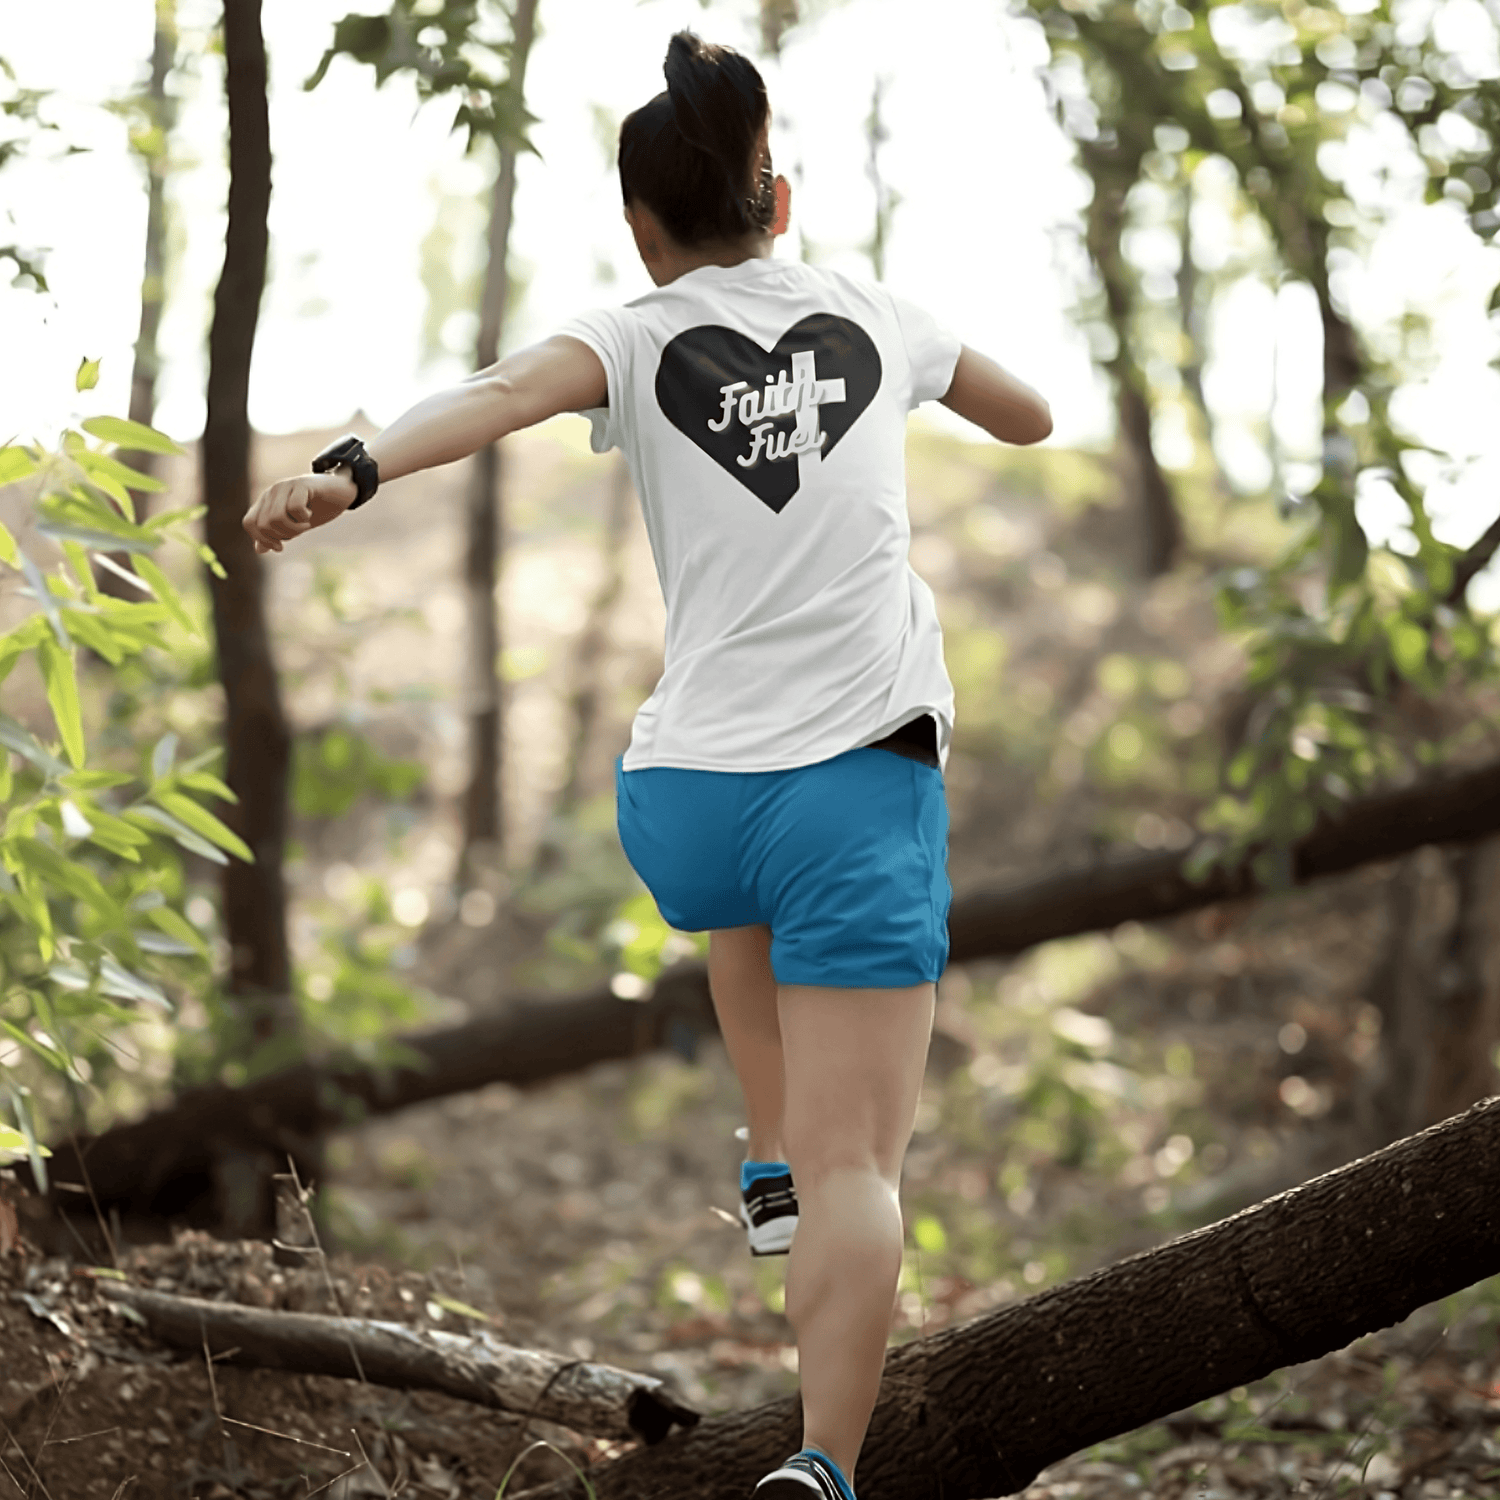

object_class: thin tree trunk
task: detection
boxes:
[1081,147,1182,578]
[1350,839,1500,1153]
[457,0,540,889]
[201,0,309,1240]
[92,0,179,613]
[530,452,633,880]
[508,1097,1500,1500]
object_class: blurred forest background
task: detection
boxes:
[2,0,1500,1497]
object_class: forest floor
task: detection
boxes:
[4,418,1500,1496]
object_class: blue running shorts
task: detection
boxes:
[614,745,951,988]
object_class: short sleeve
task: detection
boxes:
[887,290,962,410]
[554,305,632,454]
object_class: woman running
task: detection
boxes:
[245,29,1051,1500]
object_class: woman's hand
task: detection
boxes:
[243,469,358,554]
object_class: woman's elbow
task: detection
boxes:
[1013,403,1052,445]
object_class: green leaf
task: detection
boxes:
[0,711,68,775]
[97,953,170,1008]
[58,606,126,665]
[0,1124,51,1162]
[17,546,68,648]
[0,446,38,487]
[0,519,16,567]
[7,1093,50,1194]
[123,805,229,865]
[179,769,237,802]
[912,1214,948,1254]
[145,904,211,962]
[12,835,118,917]
[34,634,84,769]
[80,806,150,862]
[80,415,184,455]
[151,731,178,782]
[152,789,254,864]
[1389,619,1428,682]
[75,355,100,392]
[429,1294,494,1323]
[0,612,50,687]
[76,447,165,493]
[131,552,199,638]
[59,768,135,791]
[34,521,158,555]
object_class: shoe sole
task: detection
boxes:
[741,1205,797,1256]
[753,1479,825,1498]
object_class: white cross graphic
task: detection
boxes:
[789,349,845,481]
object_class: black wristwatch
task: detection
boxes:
[311,433,379,510]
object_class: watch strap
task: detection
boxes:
[311,433,379,510]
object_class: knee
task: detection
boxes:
[783,1133,898,1192]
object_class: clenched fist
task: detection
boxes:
[243,469,358,554]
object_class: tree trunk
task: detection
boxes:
[94,0,179,607]
[1351,838,1500,1152]
[511,1096,1500,1500]
[1080,146,1181,579]
[21,748,1500,1242]
[200,0,308,1237]
[530,452,634,880]
[457,0,539,888]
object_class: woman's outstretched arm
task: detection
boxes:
[938,345,1052,446]
[244,335,608,553]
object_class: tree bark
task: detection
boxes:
[96,1284,699,1444]
[509,1096,1500,1500]
[20,748,1500,1240]
[457,0,539,887]
[1351,838,1500,1152]
[94,0,179,607]
[530,453,634,880]
[1079,141,1181,579]
[200,0,308,1237]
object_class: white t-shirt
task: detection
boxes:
[556,255,961,774]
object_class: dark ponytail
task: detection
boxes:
[618,30,777,247]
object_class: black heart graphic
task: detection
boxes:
[654,314,882,514]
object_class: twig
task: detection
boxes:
[216,1415,350,1458]
[106,1480,136,1500]
[65,1128,117,1267]
[0,1411,54,1500]
[350,1427,393,1499]
[201,1323,227,1439]
[31,1355,78,1491]
[0,1444,27,1499]
[42,1427,120,1446]
[305,1461,367,1499]
[1447,511,1500,605]
[54,1206,95,1263]
[284,1154,369,1385]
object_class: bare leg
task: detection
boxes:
[779,981,935,1489]
[707,924,785,1162]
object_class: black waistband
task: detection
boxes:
[866,713,940,769]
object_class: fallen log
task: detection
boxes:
[508,1093,1500,1500]
[23,751,1500,1237]
[97,1283,698,1445]
[19,963,718,1237]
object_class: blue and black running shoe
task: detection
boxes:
[751,1448,857,1500]
[739,1159,798,1257]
